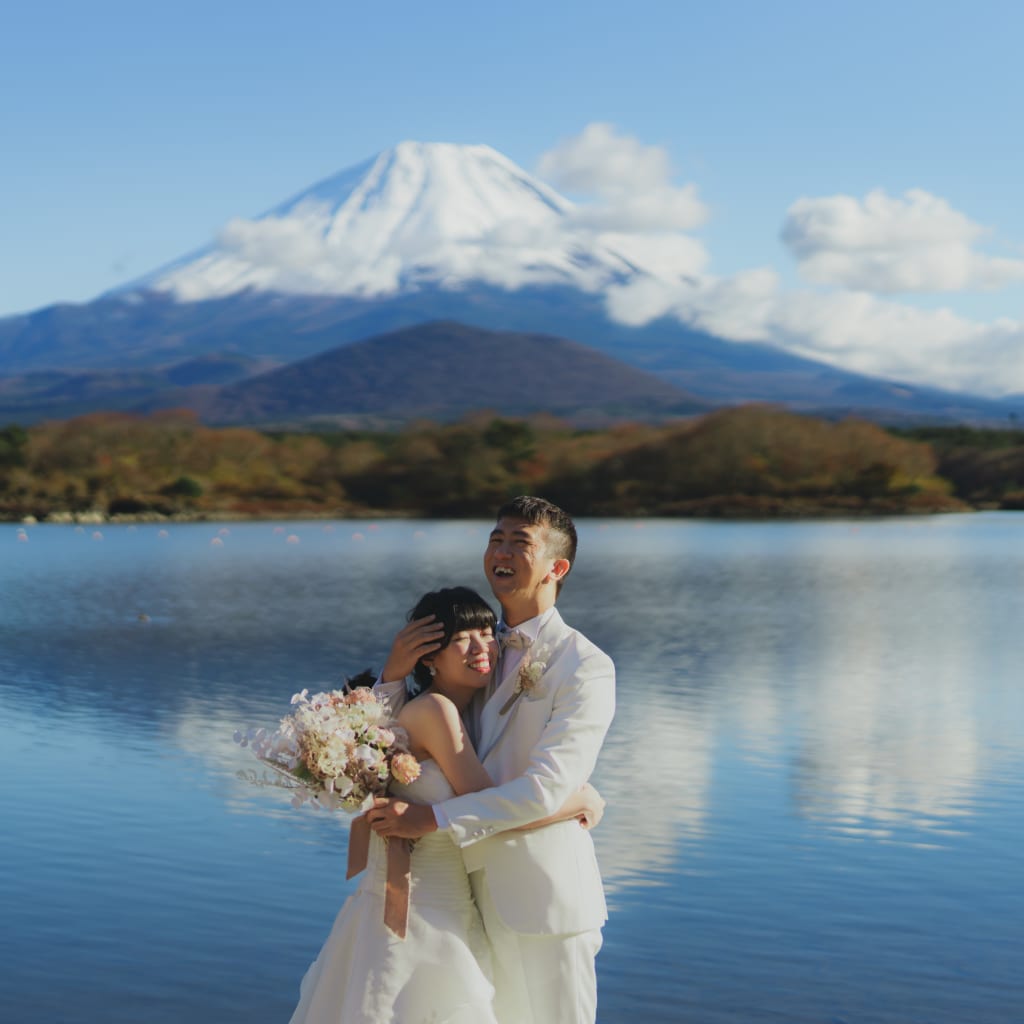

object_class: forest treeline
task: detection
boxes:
[3,406,1024,522]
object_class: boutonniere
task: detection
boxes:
[498,646,550,716]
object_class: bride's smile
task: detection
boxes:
[429,627,498,694]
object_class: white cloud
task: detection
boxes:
[538,122,674,197]
[604,275,682,326]
[607,268,779,336]
[764,291,1024,395]
[600,176,1024,397]
[567,185,707,233]
[597,231,708,281]
[538,122,709,232]
[532,123,712,284]
[158,200,405,300]
[782,188,1024,293]
[606,266,1024,396]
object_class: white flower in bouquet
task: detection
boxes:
[235,685,420,812]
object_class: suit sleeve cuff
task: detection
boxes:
[371,676,411,716]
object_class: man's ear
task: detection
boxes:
[548,558,571,582]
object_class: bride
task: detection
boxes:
[287,586,601,1024]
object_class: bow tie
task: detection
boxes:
[497,625,533,651]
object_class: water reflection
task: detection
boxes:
[3,517,1024,1023]
[582,519,1024,856]
[5,518,1024,855]
[593,701,715,888]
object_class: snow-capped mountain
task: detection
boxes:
[3,140,1020,426]
[135,142,645,302]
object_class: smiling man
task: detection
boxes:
[368,495,616,1024]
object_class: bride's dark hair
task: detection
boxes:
[409,587,497,690]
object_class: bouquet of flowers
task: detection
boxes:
[234,686,421,811]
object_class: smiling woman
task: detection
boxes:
[281,584,503,1024]
[408,586,499,695]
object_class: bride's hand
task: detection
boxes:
[381,615,446,683]
[365,797,439,839]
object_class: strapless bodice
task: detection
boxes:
[389,757,456,806]
[358,760,470,906]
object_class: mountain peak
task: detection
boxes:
[268,140,566,218]
[132,142,640,303]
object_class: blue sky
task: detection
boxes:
[3,0,1023,392]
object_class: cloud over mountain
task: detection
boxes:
[538,122,709,232]
[150,142,642,302]
[782,188,1024,293]
[111,128,1024,398]
[606,265,1024,396]
[147,133,712,305]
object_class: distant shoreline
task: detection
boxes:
[4,410,1023,524]
[7,495,988,526]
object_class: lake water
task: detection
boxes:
[2,516,1022,1024]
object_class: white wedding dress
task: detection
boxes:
[287,760,498,1024]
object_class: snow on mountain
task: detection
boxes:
[140,142,650,302]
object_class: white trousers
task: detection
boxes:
[471,870,603,1024]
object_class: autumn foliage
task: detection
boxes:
[0,406,990,522]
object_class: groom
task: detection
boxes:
[367,495,616,1024]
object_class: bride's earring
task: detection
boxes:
[428,665,437,677]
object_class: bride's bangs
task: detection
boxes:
[449,596,497,636]
[409,586,497,650]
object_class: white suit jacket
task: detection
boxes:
[377,607,615,936]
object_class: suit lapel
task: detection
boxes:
[476,659,520,760]
[477,608,565,761]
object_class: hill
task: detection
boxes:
[2,288,1019,426]
[203,321,709,426]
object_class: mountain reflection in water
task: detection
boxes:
[2,516,1022,1024]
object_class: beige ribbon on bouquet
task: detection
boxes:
[346,815,412,939]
